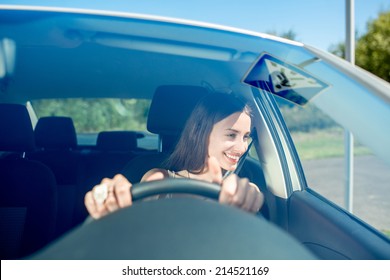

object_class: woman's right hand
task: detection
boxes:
[84,174,133,219]
[84,170,168,219]
[207,157,264,214]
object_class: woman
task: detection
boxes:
[85,93,264,219]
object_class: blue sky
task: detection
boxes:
[3,0,390,51]
[116,0,390,51]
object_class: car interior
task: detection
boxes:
[0,85,270,260]
[1,7,390,260]
[0,104,57,259]
[2,83,390,260]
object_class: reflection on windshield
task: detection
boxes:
[0,37,16,92]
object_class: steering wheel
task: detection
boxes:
[131,178,221,201]
[30,178,317,260]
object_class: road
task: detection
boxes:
[302,155,390,232]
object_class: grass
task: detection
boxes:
[290,128,371,160]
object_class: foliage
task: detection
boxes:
[32,98,150,132]
[329,10,390,82]
[355,10,390,82]
[279,102,337,132]
[328,40,346,58]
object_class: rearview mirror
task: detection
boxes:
[243,53,329,105]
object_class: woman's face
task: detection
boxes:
[208,111,251,171]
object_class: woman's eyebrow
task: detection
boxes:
[225,128,251,135]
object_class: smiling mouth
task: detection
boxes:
[224,152,240,163]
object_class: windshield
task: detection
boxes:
[244,50,390,166]
[243,50,390,236]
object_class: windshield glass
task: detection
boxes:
[244,51,390,238]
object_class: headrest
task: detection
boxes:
[96,131,138,151]
[34,116,77,150]
[147,85,209,135]
[0,103,35,152]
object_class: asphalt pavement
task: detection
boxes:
[301,155,390,232]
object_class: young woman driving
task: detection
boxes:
[84,92,264,219]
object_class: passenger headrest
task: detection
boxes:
[96,131,138,151]
[147,85,209,135]
[0,103,35,152]
[34,116,77,150]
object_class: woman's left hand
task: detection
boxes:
[207,157,264,213]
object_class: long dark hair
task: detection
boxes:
[164,92,252,173]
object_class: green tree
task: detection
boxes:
[329,10,390,82]
[355,10,390,82]
[32,98,151,132]
[328,40,346,58]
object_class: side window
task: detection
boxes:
[276,97,390,238]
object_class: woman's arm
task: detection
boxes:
[141,168,170,182]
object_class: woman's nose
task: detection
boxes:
[234,139,248,153]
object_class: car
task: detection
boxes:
[0,2,390,260]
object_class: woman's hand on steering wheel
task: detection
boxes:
[207,156,264,214]
[85,157,264,220]
[84,174,133,219]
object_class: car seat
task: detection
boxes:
[28,116,80,238]
[0,104,57,259]
[30,116,79,185]
[121,85,209,182]
[96,131,138,152]
[80,130,139,190]
[75,131,140,224]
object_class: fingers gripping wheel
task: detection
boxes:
[130,178,221,201]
